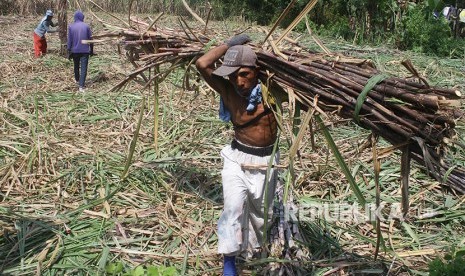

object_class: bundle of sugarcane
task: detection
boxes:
[254,49,464,193]
[104,26,464,192]
[89,10,463,193]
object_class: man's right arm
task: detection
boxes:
[45,21,59,33]
[195,44,229,96]
[195,34,252,96]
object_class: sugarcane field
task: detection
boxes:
[1,0,465,275]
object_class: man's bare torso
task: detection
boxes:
[224,89,278,147]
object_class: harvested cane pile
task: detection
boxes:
[92,15,464,193]
[255,50,464,193]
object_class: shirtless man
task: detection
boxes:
[195,34,280,276]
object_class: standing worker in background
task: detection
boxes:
[67,10,93,93]
[196,34,281,276]
[33,10,58,58]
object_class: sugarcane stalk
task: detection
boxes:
[401,146,411,216]
[298,59,441,110]
[371,133,381,261]
[261,59,439,143]
[121,97,145,180]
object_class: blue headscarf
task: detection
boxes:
[74,10,84,22]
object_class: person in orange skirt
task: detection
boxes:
[33,10,58,57]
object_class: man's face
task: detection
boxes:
[228,67,258,97]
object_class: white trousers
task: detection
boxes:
[217,143,279,256]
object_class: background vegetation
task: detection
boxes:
[2,0,465,57]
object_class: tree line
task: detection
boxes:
[2,0,464,57]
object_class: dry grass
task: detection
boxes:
[0,12,464,275]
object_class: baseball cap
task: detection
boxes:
[46,10,54,16]
[212,45,257,77]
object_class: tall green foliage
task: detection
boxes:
[3,0,464,57]
[306,0,464,57]
[397,3,455,56]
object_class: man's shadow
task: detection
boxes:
[142,159,224,205]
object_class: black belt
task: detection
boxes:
[231,139,274,157]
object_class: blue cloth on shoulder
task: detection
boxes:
[219,81,262,122]
[219,97,231,122]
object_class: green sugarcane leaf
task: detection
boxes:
[316,115,366,205]
[98,247,110,274]
[181,243,189,275]
[354,74,388,123]
[402,222,420,247]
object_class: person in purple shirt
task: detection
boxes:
[67,10,93,92]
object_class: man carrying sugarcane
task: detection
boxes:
[33,9,59,58]
[196,34,281,276]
